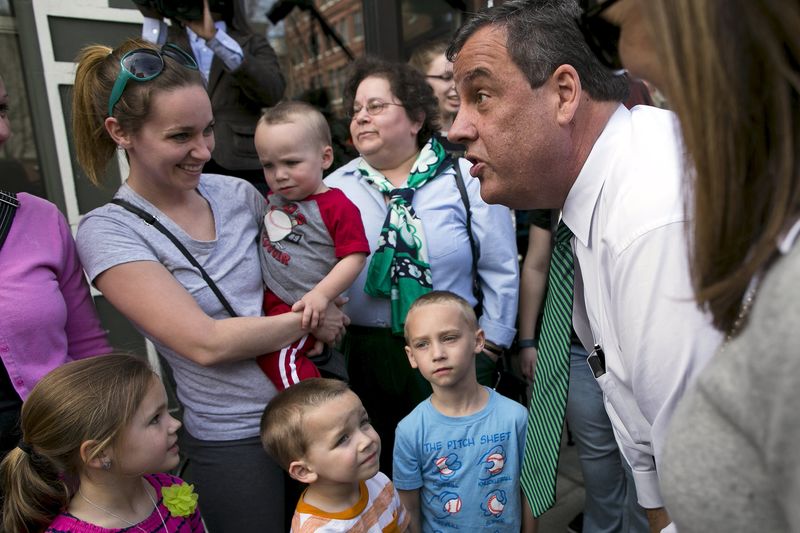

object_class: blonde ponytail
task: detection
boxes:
[71,44,118,186]
[1,446,70,533]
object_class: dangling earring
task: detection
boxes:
[101,457,112,470]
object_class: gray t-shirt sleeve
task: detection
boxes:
[77,208,161,284]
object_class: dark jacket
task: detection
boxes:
[168,25,285,171]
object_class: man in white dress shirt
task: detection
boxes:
[447,1,721,531]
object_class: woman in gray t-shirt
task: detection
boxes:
[71,38,347,532]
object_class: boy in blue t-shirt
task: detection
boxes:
[393,291,536,532]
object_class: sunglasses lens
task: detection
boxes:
[162,45,198,69]
[122,50,164,79]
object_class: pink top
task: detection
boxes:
[46,473,205,532]
[0,193,110,400]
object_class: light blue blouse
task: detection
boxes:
[325,157,519,347]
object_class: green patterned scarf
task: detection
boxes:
[360,137,450,335]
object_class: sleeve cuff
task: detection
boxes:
[391,478,422,491]
[207,30,244,71]
[478,317,516,348]
[631,468,664,508]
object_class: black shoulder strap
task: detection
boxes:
[110,198,239,318]
[451,161,484,310]
[0,190,19,252]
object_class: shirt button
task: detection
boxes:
[0,345,8,353]
[15,379,23,386]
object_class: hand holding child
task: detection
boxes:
[310,297,350,341]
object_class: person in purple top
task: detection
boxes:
[0,72,110,461]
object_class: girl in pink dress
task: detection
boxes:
[0,355,204,532]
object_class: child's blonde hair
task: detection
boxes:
[258,100,332,150]
[260,378,350,470]
[0,354,156,533]
[71,38,205,186]
[404,290,479,341]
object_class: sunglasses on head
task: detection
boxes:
[107,43,198,117]
[577,0,623,71]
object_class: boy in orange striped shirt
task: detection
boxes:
[261,378,409,532]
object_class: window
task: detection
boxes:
[336,17,348,45]
[0,5,46,197]
[353,11,363,39]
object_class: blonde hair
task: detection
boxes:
[408,39,449,75]
[258,100,332,149]
[642,0,800,332]
[404,290,479,341]
[260,378,350,470]
[71,38,205,186]
[0,355,156,533]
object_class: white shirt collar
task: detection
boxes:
[779,218,800,254]
[562,104,628,247]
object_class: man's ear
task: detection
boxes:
[552,64,582,126]
[288,459,318,484]
[104,116,133,150]
[321,145,334,170]
[405,345,419,369]
[474,328,486,354]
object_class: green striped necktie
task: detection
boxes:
[521,221,575,516]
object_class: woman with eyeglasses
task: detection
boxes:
[0,72,110,465]
[582,0,800,531]
[324,57,519,476]
[408,39,462,153]
[70,39,347,532]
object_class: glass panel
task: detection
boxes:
[0,17,45,197]
[401,0,464,57]
[267,0,366,115]
[95,297,148,355]
[48,17,141,63]
[352,10,362,38]
[108,0,135,8]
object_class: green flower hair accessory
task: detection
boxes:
[162,482,198,517]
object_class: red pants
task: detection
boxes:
[256,290,320,391]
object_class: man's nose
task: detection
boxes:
[448,108,474,145]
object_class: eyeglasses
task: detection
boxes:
[349,99,404,121]
[426,72,454,82]
[107,43,199,117]
[577,0,623,71]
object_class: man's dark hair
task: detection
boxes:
[447,0,628,102]
[343,56,441,149]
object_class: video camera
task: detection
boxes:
[131,0,231,21]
